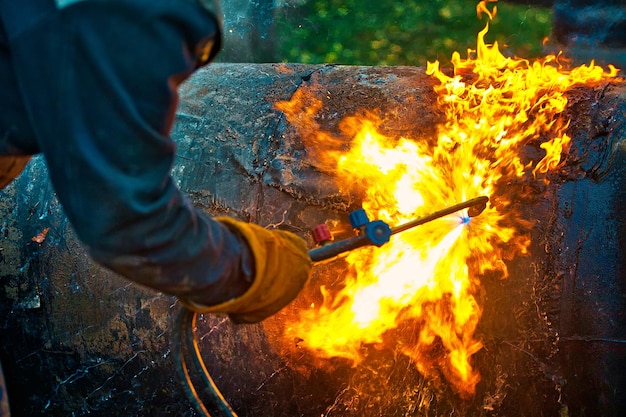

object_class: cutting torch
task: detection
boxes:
[308,196,489,262]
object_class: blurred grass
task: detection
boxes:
[275,0,552,67]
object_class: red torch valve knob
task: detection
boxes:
[312,224,333,245]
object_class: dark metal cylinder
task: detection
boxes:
[0,63,624,417]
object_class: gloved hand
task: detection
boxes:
[180,217,312,323]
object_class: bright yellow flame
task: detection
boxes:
[274,0,618,399]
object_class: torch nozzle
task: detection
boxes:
[467,197,488,217]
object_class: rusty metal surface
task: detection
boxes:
[0,63,624,416]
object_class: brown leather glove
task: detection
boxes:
[180,217,312,323]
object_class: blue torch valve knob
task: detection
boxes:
[349,208,370,229]
[364,220,392,247]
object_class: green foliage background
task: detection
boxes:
[275,0,552,67]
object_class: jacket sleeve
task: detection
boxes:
[8,0,256,305]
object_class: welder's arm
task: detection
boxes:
[180,218,312,323]
[12,0,311,322]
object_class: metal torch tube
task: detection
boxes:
[390,196,489,234]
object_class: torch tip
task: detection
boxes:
[467,196,489,217]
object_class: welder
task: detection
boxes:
[0,1,312,415]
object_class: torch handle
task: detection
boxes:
[308,234,372,262]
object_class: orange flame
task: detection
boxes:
[275,1,618,398]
